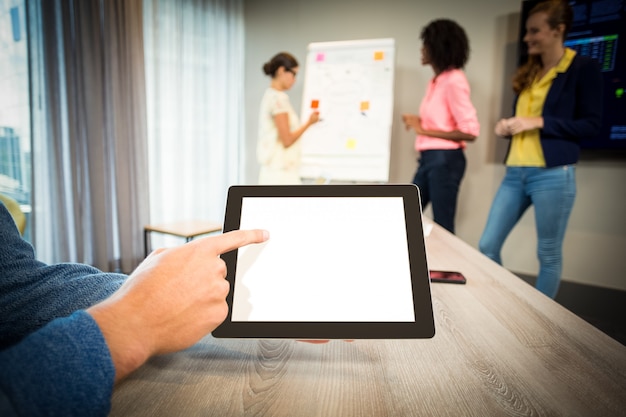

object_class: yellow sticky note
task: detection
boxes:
[374,51,384,61]
[346,138,357,150]
[360,101,370,111]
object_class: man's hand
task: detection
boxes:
[87,229,269,381]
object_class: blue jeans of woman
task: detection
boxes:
[478,165,576,298]
[412,149,466,234]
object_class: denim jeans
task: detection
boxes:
[478,165,576,298]
[412,149,466,234]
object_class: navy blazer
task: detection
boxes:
[506,54,603,167]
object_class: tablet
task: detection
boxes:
[213,184,435,339]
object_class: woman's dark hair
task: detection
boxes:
[512,0,573,93]
[263,52,298,78]
[420,19,470,72]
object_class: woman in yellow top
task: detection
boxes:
[479,0,603,298]
[257,52,319,184]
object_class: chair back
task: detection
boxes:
[0,193,27,235]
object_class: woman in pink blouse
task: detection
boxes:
[403,19,480,234]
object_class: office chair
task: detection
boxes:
[0,193,27,235]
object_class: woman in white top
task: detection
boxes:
[257,52,319,184]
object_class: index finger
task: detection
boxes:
[203,229,269,256]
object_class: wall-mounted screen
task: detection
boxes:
[519,0,626,150]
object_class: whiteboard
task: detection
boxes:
[299,38,395,183]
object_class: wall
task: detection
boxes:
[243,0,626,291]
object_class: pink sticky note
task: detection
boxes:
[316,52,325,62]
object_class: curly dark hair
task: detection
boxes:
[262,52,298,78]
[420,19,470,72]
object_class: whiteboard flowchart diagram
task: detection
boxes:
[299,38,395,182]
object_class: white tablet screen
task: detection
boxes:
[232,197,415,322]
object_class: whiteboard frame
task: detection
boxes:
[299,38,396,183]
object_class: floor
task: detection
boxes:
[516,273,626,346]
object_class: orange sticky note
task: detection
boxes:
[374,51,384,61]
[360,101,370,111]
[311,100,320,109]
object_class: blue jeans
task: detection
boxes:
[412,149,466,234]
[478,165,576,298]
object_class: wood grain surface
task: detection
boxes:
[111,220,626,416]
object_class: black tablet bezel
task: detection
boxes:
[213,184,435,339]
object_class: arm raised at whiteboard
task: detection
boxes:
[402,114,477,142]
[274,111,320,148]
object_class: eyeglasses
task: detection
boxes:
[286,68,297,77]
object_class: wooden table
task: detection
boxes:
[113,221,626,416]
[143,220,222,257]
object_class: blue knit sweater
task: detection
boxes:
[0,203,126,416]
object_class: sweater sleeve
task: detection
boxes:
[0,202,128,415]
[0,310,115,417]
[0,203,127,349]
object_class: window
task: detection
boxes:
[0,0,31,241]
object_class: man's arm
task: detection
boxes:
[88,229,269,381]
[0,311,115,417]
[0,203,127,349]
[1,201,268,415]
